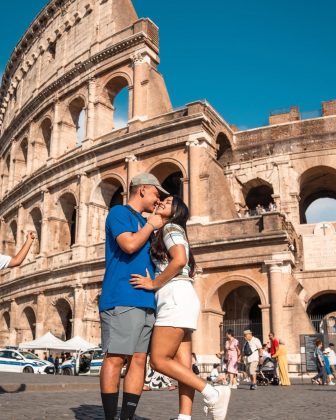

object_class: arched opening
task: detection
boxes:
[84,295,101,343]
[69,98,86,146]
[52,299,73,340]
[58,193,77,250]
[216,133,233,165]
[1,154,10,194]
[6,220,17,256]
[34,118,52,170]
[221,284,262,344]
[20,307,36,342]
[90,179,125,243]
[13,138,28,184]
[151,162,184,198]
[0,311,10,345]
[244,179,274,215]
[300,166,336,224]
[104,76,129,132]
[29,208,42,255]
[307,293,336,341]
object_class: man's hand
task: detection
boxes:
[147,214,163,230]
[130,269,155,290]
[27,232,35,241]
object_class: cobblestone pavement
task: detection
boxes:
[0,380,335,420]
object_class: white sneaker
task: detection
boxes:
[328,381,335,386]
[230,384,238,389]
[204,385,231,419]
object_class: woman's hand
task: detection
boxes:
[130,269,155,290]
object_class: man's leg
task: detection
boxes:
[100,353,125,420]
[120,352,147,420]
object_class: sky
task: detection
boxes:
[1,0,335,221]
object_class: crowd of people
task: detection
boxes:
[237,202,277,218]
[312,340,336,385]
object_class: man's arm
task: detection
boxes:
[116,214,163,254]
[8,232,35,267]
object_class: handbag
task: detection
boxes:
[192,363,200,375]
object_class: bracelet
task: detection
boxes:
[147,222,156,230]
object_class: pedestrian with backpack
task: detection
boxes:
[242,330,263,390]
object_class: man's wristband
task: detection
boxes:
[147,222,156,230]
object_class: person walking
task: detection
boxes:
[224,330,240,389]
[242,330,263,390]
[312,340,327,385]
[130,196,231,420]
[324,343,336,379]
[99,173,167,420]
[273,340,291,386]
[0,232,35,270]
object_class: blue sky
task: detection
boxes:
[1,1,336,129]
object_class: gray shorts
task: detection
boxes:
[100,306,155,355]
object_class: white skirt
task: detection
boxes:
[155,279,200,330]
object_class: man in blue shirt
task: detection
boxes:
[100,172,168,420]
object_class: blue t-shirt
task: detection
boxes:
[99,205,156,312]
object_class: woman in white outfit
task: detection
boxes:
[130,196,230,420]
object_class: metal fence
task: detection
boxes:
[310,315,336,343]
[220,319,263,351]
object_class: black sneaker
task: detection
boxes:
[250,384,257,390]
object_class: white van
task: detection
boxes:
[0,348,54,374]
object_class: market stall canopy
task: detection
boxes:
[63,336,99,352]
[19,332,65,350]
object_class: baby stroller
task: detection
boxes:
[256,358,279,386]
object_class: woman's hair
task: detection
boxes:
[315,339,322,347]
[226,329,234,337]
[150,195,196,275]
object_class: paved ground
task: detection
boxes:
[0,374,335,419]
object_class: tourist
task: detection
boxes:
[261,344,271,362]
[208,363,220,383]
[99,172,166,420]
[273,340,291,386]
[54,354,60,375]
[324,343,336,379]
[242,329,263,390]
[224,329,240,389]
[43,352,48,361]
[322,350,335,385]
[0,232,35,270]
[48,354,55,364]
[312,340,327,385]
[268,332,279,357]
[130,195,231,420]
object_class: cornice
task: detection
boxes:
[0,32,151,152]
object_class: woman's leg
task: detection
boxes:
[173,330,195,416]
[150,326,206,392]
[229,373,233,385]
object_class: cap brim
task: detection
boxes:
[156,185,170,196]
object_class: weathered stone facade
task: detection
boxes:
[1,0,336,371]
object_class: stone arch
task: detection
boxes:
[1,153,11,195]
[205,275,267,313]
[149,160,186,198]
[28,207,43,255]
[306,291,336,339]
[54,192,77,251]
[299,166,336,224]
[59,96,87,154]
[5,219,17,256]
[0,311,10,345]
[34,117,52,169]
[216,132,233,165]
[90,176,125,244]
[243,177,274,214]
[98,75,130,135]
[13,137,28,184]
[50,298,73,340]
[19,306,36,342]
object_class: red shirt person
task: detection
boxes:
[268,332,279,357]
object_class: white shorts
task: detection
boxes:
[155,279,200,330]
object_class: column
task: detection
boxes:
[16,204,25,252]
[26,120,35,176]
[130,52,150,122]
[267,262,283,338]
[40,189,50,255]
[35,292,45,338]
[76,173,89,247]
[86,77,96,142]
[50,100,60,159]
[72,284,84,337]
[259,304,271,344]
[125,154,138,197]
[9,299,18,345]
[186,139,201,221]
[8,141,16,191]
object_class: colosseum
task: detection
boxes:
[1,0,336,372]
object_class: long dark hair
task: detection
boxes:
[150,195,196,275]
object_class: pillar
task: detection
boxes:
[76,173,89,247]
[259,304,271,344]
[9,299,18,345]
[40,189,50,255]
[35,292,45,338]
[86,77,96,142]
[50,100,60,159]
[72,284,84,337]
[26,121,35,176]
[131,52,150,121]
[267,262,283,338]
[125,154,138,197]
[16,204,25,252]
[186,139,201,221]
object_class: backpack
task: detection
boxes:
[243,341,253,356]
